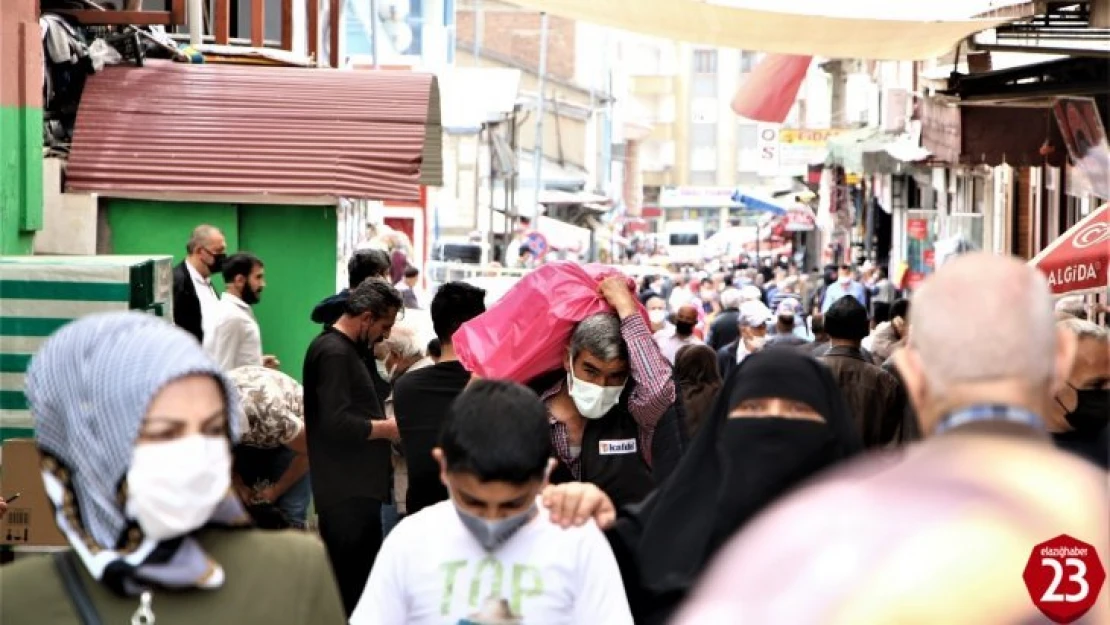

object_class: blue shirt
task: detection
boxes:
[821,280,868,313]
[934,404,1045,435]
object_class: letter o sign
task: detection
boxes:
[1023,534,1106,623]
[760,128,778,142]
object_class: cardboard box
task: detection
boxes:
[0,440,68,547]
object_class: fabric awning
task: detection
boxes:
[827,128,928,173]
[1030,204,1109,295]
[731,55,812,123]
[500,0,1014,60]
[730,190,789,216]
[67,61,442,203]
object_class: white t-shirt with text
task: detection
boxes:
[350,499,634,625]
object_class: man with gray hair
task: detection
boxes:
[1047,317,1109,468]
[171,224,227,342]
[528,277,677,508]
[707,287,742,350]
[893,253,1078,440]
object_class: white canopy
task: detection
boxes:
[502,0,1014,60]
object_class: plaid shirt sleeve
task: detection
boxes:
[622,313,676,464]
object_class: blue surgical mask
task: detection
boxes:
[454,502,537,552]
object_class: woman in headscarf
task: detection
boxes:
[1,312,345,624]
[673,344,722,438]
[542,348,863,625]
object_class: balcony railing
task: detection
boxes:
[49,0,345,68]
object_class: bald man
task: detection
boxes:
[654,305,702,364]
[172,224,228,343]
[893,253,1077,439]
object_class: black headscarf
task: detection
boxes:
[614,348,862,600]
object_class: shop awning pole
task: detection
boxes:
[531,11,549,219]
[188,0,202,46]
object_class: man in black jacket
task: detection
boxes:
[303,278,403,615]
[171,224,227,342]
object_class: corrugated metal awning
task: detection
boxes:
[67,61,442,203]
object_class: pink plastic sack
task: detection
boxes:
[454,262,647,384]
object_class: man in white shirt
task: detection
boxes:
[351,380,633,625]
[204,252,279,371]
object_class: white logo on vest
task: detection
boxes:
[598,439,638,455]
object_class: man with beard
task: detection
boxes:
[303,278,403,615]
[204,252,280,370]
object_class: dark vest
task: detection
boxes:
[529,371,656,509]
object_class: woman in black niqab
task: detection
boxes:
[608,348,863,625]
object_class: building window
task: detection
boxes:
[690,146,718,172]
[691,98,718,124]
[693,49,718,74]
[740,50,760,73]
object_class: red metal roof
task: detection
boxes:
[66,61,442,203]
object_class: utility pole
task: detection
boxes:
[370,0,380,68]
[531,11,549,220]
[473,0,483,63]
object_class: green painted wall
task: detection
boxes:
[106,199,336,381]
[239,205,336,381]
[107,200,240,292]
[0,106,44,255]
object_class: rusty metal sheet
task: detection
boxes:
[67,61,441,203]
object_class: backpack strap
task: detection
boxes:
[52,551,103,625]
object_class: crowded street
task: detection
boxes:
[0,0,1109,624]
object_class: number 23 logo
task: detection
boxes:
[1040,557,1090,603]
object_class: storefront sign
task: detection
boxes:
[921,98,961,164]
[1053,97,1110,199]
[660,186,742,209]
[756,124,781,177]
[778,128,847,175]
[907,218,928,240]
[784,205,816,232]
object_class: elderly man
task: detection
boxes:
[172,224,227,342]
[527,277,678,508]
[893,253,1077,441]
[1047,317,1109,469]
[716,300,772,379]
[706,288,742,350]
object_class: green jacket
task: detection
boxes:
[0,528,345,624]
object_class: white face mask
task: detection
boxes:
[567,373,625,420]
[744,335,767,353]
[648,310,667,325]
[126,435,232,542]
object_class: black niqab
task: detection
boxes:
[615,348,862,599]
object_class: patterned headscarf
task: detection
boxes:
[25,312,249,595]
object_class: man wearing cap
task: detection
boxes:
[716,300,772,379]
[768,299,809,349]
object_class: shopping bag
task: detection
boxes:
[454,262,646,384]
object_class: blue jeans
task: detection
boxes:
[234,445,311,529]
[381,501,401,538]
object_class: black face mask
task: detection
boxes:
[675,321,695,337]
[1060,387,1110,434]
[715,418,837,539]
[208,253,227,273]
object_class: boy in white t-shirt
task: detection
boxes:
[351,380,634,625]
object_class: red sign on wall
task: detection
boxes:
[907,218,928,241]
